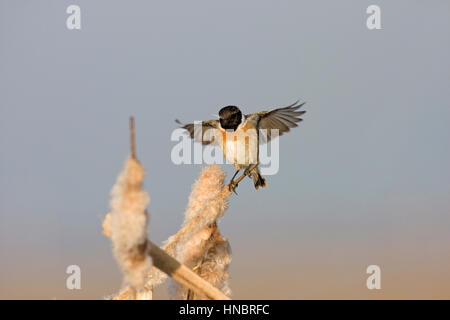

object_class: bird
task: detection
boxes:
[176,100,306,192]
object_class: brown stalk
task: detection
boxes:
[148,241,230,300]
[130,116,136,160]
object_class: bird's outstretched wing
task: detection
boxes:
[246,101,306,144]
[175,119,219,145]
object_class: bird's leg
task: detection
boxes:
[228,169,240,193]
[230,169,240,184]
[227,163,259,195]
[243,163,255,176]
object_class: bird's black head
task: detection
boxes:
[219,106,242,131]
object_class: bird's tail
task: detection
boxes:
[249,167,267,190]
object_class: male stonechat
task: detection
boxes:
[177,101,306,192]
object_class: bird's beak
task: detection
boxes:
[211,114,220,119]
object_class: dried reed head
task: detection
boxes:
[169,224,231,299]
[109,157,151,290]
[183,164,227,222]
[167,164,232,299]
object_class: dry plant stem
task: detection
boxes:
[186,252,206,300]
[111,161,253,299]
[118,164,253,298]
[103,215,231,300]
[130,117,136,160]
[147,241,230,300]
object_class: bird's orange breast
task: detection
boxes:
[218,121,255,149]
[218,121,258,168]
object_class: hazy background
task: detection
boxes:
[1,1,449,299]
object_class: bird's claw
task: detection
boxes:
[243,164,254,176]
[228,182,238,195]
